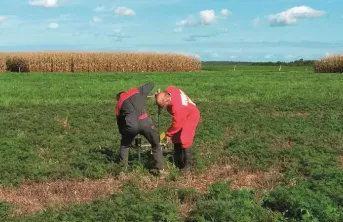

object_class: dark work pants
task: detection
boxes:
[120,117,164,170]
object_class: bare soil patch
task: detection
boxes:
[339,156,343,169]
[0,164,281,217]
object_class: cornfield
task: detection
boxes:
[314,54,343,73]
[0,52,201,73]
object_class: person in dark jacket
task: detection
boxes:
[115,83,164,171]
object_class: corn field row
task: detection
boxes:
[0,52,201,73]
[314,54,343,73]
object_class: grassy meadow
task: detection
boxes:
[1,64,343,221]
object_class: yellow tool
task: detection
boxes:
[160,132,166,142]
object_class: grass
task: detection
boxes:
[202,64,314,72]
[1,65,343,221]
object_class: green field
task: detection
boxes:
[1,65,343,221]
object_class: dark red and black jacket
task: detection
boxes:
[116,83,154,134]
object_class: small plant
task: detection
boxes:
[5,56,30,72]
[20,184,182,222]
[187,182,281,221]
[0,201,13,221]
[263,184,342,221]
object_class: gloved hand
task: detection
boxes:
[166,135,171,144]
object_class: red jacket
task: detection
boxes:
[165,86,199,137]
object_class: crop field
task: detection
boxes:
[0,52,201,73]
[315,54,343,73]
[1,64,343,221]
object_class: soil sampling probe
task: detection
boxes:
[134,88,168,162]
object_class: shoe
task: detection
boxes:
[158,169,169,178]
[149,168,168,177]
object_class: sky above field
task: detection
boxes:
[0,0,342,62]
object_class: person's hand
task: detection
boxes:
[166,135,171,144]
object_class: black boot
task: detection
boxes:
[181,147,192,173]
[173,143,183,169]
[151,144,164,170]
[120,146,130,170]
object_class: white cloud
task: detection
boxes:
[177,16,196,27]
[200,9,216,25]
[252,17,260,26]
[268,6,325,26]
[264,54,274,59]
[114,7,136,16]
[95,6,105,12]
[28,0,59,7]
[220,9,231,17]
[48,22,59,29]
[0,16,7,23]
[177,9,228,27]
[174,27,183,32]
[93,16,101,23]
[230,56,237,59]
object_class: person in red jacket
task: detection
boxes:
[155,86,200,173]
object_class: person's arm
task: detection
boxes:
[116,117,121,132]
[138,83,154,97]
[116,102,123,135]
[166,106,184,137]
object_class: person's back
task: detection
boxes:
[116,84,153,135]
[164,86,200,138]
[164,85,198,116]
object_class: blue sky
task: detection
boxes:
[0,0,342,61]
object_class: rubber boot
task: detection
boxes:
[181,147,192,174]
[120,146,130,170]
[173,143,183,169]
[151,144,164,170]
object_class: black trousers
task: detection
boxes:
[120,117,164,170]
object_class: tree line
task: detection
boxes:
[202,59,315,66]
